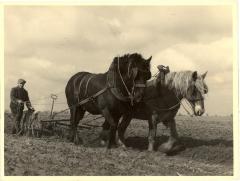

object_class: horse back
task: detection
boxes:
[65,72,107,106]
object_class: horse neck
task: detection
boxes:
[107,61,132,96]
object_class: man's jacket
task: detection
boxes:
[10,86,31,111]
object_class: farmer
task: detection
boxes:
[10,78,35,134]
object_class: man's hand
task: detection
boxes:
[28,107,35,112]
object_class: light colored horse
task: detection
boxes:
[101,66,208,154]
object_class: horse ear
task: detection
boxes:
[147,56,152,62]
[192,71,198,81]
[202,71,208,79]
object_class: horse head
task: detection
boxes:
[123,53,152,103]
[110,53,152,103]
[156,68,208,116]
[185,71,208,116]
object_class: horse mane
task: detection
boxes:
[165,71,193,97]
[107,53,144,87]
[119,53,143,61]
[108,53,144,74]
[148,70,208,98]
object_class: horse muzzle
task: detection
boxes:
[194,105,205,116]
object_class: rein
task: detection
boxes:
[186,97,204,102]
[72,57,148,108]
[144,90,197,115]
[145,101,181,112]
[175,93,194,116]
[117,57,146,105]
[117,58,134,105]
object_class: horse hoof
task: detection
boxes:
[110,143,118,149]
[117,139,127,148]
[74,139,83,145]
[167,144,185,155]
[106,142,118,149]
[67,134,74,142]
[148,146,154,152]
[159,143,172,153]
[120,146,128,152]
[160,143,185,155]
[121,144,127,149]
[100,140,106,146]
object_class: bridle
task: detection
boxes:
[177,87,206,116]
[117,57,148,105]
[186,97,204,102]
[186,85,206,103]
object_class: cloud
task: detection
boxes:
[152,37,232,83]
[153,48,197,72]
[4,6,233,115]
[124,6,232,41]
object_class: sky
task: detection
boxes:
[4,6,233,115]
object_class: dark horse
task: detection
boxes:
[65,53,152,148]
[101,66,208,153]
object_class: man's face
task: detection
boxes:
[18,83,25,88]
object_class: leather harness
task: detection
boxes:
[74,59,147,107]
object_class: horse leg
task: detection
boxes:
[29,116,33,136]
[69,108,75,141]
[70,106,85,145]
[100,115,128,148]
[15,110,23,135]
[117,114,132,148]
[112,117,120,147]
[101,108,118,149]
[159,118,184,154]
[31,124,35,137]
[26,117,31,137]
[100,120,110,146]
[21,113,26,135]
[148,113,158,151]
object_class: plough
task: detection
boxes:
[19,109,103,138]
[18,89,105,137]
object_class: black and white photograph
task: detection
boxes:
[2,1,237,177]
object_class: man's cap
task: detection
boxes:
[17,79,26,84]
